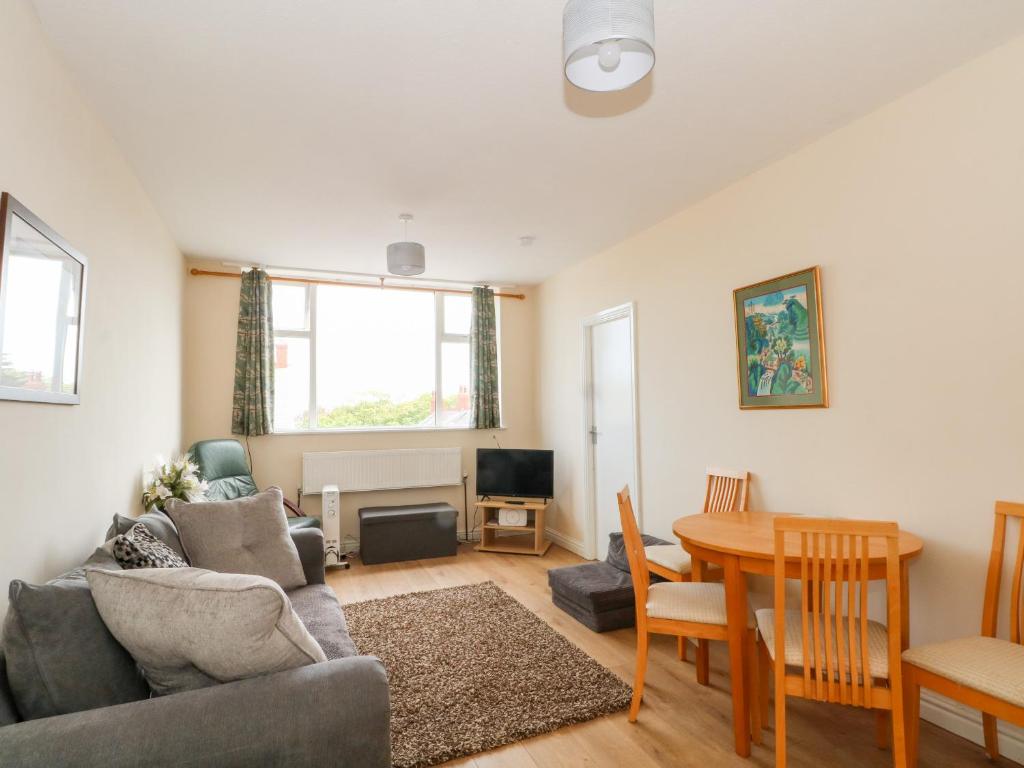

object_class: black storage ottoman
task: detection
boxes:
[358,503,458,565]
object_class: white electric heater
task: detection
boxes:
[321,484,343,568]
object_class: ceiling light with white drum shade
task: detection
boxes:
[386,213,426,276]
[563,0,655,92]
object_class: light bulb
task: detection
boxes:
[597,39,622,71]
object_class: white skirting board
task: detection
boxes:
[544,528,587,557]
[920,690,1024,762]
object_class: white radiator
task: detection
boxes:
[302,447,463,494]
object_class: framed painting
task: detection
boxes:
[0,193,88,404]
[733,266,827,409]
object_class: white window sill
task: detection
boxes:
[270,425,506,437]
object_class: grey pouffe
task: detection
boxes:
[548,532,672,632]
[358,503,458,565]
[548,561,637,632]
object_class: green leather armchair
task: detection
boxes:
[187,439,320,530]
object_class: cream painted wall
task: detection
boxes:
[183,262,539,539]
[538,33,1024,656]
[0,1,183,611]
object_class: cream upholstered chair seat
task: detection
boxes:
[644,544,691,576]
[647,582,753,627]
[756,608,891,679]
[902,636,1024,707]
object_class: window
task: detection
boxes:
[272,284,489,432]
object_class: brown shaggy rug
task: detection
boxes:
[342,581,631,768]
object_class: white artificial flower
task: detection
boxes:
[155,484,172,500]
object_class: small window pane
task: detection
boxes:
[273,336,310,430]
[272,284,308,331]
[444,294,471,336]
[440,341,471,427]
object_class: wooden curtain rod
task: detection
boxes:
[189,268,526,300]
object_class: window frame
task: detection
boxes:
[271,283,496,434]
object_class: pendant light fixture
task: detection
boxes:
[386,213,425,276]
[563,0,655,92]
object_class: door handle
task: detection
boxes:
[589,426,600,445]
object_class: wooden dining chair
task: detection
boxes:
[757,517,906,768]
[645,467,750,662]
[902,500,1024,766]
[617,486,761,740]
[645,467,751,584]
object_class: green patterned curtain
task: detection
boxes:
[470,286,501,429]
[231,269,275,435]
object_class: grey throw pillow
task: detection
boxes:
[86,567,327,696]
[606,532,672,574]
[164,488,306,590]
[113,523,189,569]
[106,509,187,562]
[2,549,149,720]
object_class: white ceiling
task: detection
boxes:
[31,1,1024,285]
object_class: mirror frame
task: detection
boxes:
[0,193,88,405]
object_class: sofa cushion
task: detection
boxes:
[288,585,359,659]
[2,548,149,721]
[106,509,187,562]
[113,523,189,570]
[86,567,326,696]
[0,653,20,726]
[606,532,671,574]
[165,488,307,590]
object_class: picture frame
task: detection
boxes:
[733,266,827,409]
[0,193,88,405]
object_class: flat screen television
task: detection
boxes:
[476,449,554,500]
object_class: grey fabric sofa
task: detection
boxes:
[0,518,391,768]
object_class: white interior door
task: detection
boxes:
[585,305,638,560]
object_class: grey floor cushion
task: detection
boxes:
[0,653,18,726]
[552,592,637,633]
[2,549,148,720]
[548,561,636,614]
[606,531,671,573]
[86,567,326,696]
[165,488,306,590]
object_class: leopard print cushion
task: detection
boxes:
[113,523,188,570]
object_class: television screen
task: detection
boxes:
[476,449,554,499]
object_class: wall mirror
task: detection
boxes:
[0,193,87,404]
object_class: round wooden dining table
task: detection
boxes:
[673,510,924,758]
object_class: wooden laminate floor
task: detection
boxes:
[327,543,1018,768]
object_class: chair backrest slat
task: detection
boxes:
[1011,524,1024,644]
[834,534,849,705]
[811,532,824,699]
[616,486,650,624]
[823,533,836,702]
[847,536,860,707]
[800,532,812,692]
[774,517,901,707]
[982,501,1024,641]
[703,467,750,514]
[860,533,873,709]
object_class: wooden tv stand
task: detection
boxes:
[474,499,552,556]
